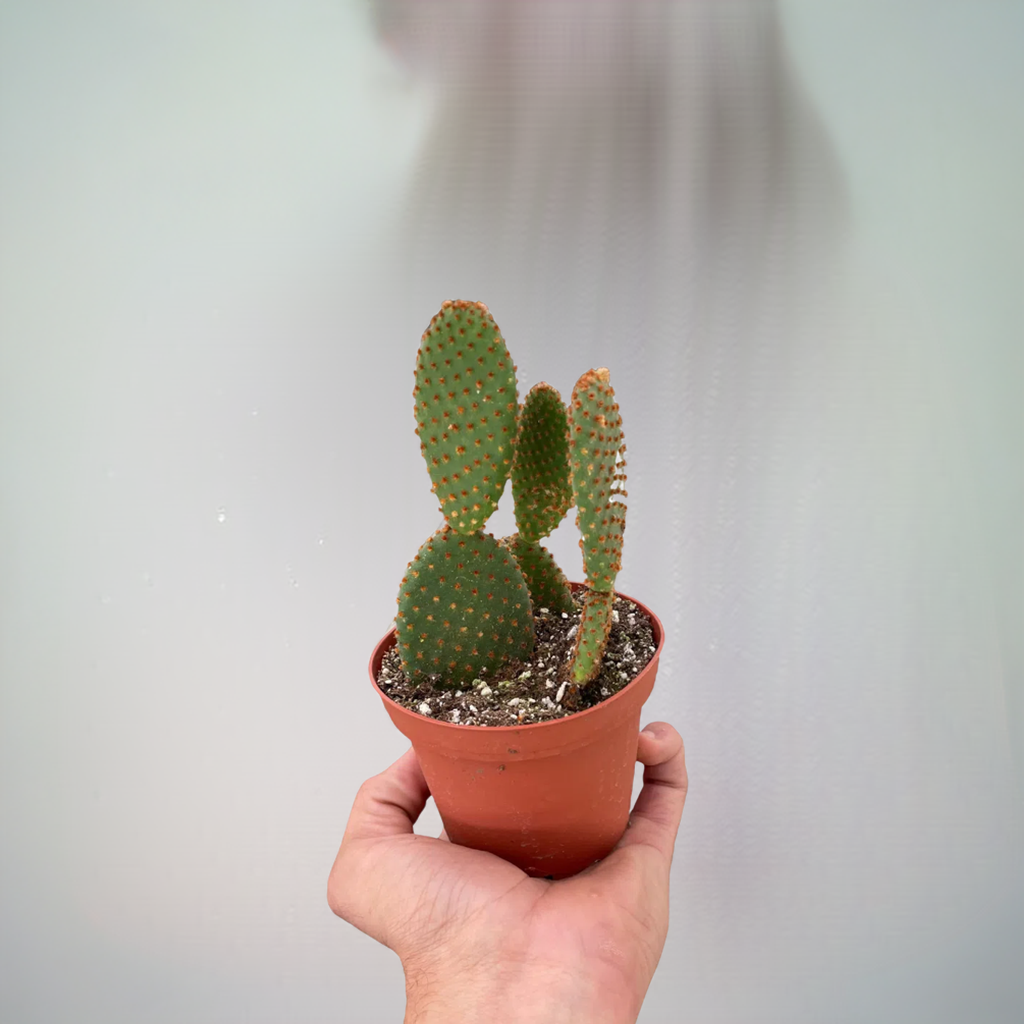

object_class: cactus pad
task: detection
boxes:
[414,301,519,534]
[569,368,627,592]
[570,588,616,684]
[512,383,573,542]
[396,526,534,685]
[500,534,575,615]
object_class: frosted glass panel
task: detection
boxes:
[2,2,1021,1020]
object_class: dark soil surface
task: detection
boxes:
[377,591,656,726]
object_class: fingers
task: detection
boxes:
[342,746,432,842]
[616,721,687,864]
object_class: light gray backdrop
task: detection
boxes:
[2,1,1022,1021]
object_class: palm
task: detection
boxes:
[330,725,685,1019]
[352,830,664,989]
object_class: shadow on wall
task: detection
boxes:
[372,0,846,359]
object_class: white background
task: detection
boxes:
[2,2,1022,1021]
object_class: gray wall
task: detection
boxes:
[2,1,1022,1020]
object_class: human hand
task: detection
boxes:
[328,721,687,1024]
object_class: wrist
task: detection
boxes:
[403,959,639,1024]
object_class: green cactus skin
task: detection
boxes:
[571,588,617,684]
[500,534,575,615]
[511,383,573,543]
[396,526,535,685]
[567,367,626,685]
[568,368,627,592]
[414,301,519,534]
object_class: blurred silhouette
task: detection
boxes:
[375,0,843,352]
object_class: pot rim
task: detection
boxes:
[369,584,664,734]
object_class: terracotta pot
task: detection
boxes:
[369,587,664,878]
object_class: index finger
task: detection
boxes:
[342,746,432,842]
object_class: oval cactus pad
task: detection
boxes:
[512,382,573,542]
[396,527,535,685]
[569,368,627,592]
[414,301,519,533]
[500,534,575,615]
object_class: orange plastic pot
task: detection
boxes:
[369,587,664,878]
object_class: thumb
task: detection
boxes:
[615,722,688,864]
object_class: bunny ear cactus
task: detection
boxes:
[504,383,575,614]
[567,368,627,684]
[512,383,573,540]
[397,301,535,686]
[396,526,534,685]
[500,533,573,615]
[414,300,518,534]
[396,302,630,693]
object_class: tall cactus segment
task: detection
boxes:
[572,589,617,684]
[568,368,626,591]
[568,367,627,683]
[396,526,534,685]
[500,533,575,615]
[414,301,519,534]
[512,383,573,542]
